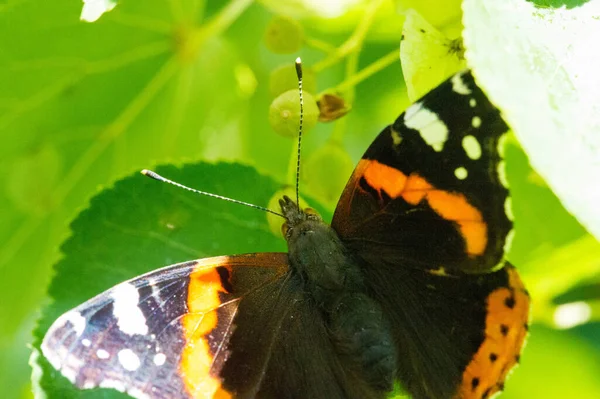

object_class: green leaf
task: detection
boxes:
[32,162,332,398]
[501,325,600,399]
[463,0,600,242]
[400,9,466,101]
[0,0,264,382]
[395,0,463,35]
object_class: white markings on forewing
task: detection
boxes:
[505,197,514,221]
[62,367,77,383]
[82,338,91,347]
[41,310,87,371]
[497,133,508,157]
[454,167,468,180]
[97,349,110,359]
[504,229,515,254]
[472,116,482,128]
[128,388,152,399]
[83,380,96,389]
[99,379,126,392]
[451,73,472,95]
[462,135,482,160]
[498,160,509,187]
[404,103,449,152]
[118,349,141,371]
[111,283,149,336]
[51,311,86,337]
[154,352,166,366]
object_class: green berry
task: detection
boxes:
[269,64,317,98]
[267,188,310,237]
[264,15,304,54]
[269,89,319,138]
[304,142,354,205]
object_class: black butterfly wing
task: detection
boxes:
[332,70,512,275]
[42,252,382,399]
[330,71,529,399]
[42,253,288,399]
[221,271,382,399]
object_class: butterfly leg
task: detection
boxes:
[328,292,397,392]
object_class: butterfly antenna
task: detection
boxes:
[294,57,303,211]
[141,169,284,218]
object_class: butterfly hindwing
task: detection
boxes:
[41,253,288,399]
[332,70,512,275]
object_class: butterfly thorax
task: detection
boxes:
[279,195,364,303]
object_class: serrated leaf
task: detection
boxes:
[0,0,259,367]
[463,0,600,242]
[32,162,326,398]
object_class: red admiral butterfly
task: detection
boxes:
[41,66,529,399]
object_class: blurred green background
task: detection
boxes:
[2,0,600,398]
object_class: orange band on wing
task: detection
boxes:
[361,159,408,198]
[457,267,530,399]
[360,160,487,256]
[181,259,233,399]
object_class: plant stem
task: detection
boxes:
[332,49,399,95]
[201,0,254,38]
[312,0,386,73]
[305,37,336,53]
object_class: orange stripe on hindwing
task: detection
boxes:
[456,267,530,399]
[181,261,233,399]
[360,159,487,256]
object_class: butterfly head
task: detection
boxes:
[279,195,323,240]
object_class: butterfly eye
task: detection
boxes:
[281,222,290,237]
[304,208,321,220]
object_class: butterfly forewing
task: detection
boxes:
[332,70,512,275]
[41,253,288,399]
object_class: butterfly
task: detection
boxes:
[41,69,529,399]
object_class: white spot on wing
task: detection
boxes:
[111,283,149,336]
[62,367,77,383]
[451,72,472,95]
[503,229,515,254]
[57,311,86,336]
[99,379,126,392]
[454,167,468,180]
[497,133,508,157]
[472,116,482,128]
[154,353,166,366]
[505,197,514,221]
[41,310,87,371]
[118,349,141,371]
[82,339,91,347]
[128,387,152,399]
[404,103,449,152]
[498,160,509,187]
[462,135,482,160]
[391,129,402,146]
[83,379,96,389]
[469,98,477,107]
[96,349,110,359]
